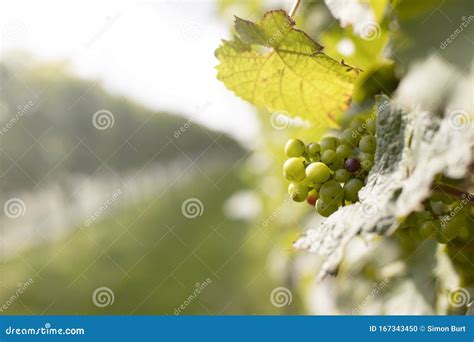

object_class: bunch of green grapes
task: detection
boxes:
[398,189,473,244]
[283,117,376,217]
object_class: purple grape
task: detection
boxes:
[345,157,360,172]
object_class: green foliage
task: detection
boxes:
[215,10,359,127]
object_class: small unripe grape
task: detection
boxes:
[437,215,463,242]
[307,142,321,156]
[419,220,437,238]
[328,157,344,171]
[306,189,318,206]
[319,180,344,203]
[335,169,351,182]
[283,158,305,181]
[285,139,306,157]
[320,137,339,151]
[360,152,374,162]
[366,119,376,135]
[361,159,374,172]
[321,150,337,164]
[408,225,422,240]
[344,157,360,172]
[359,135,376,153]
[305,162,331,183]
[336,144,352,159]
[340,129,358,147]
[316,199,339,217]
[350,117,366,131]
[343,178,364,202]
[431,192,455,205]
[288,182,308,202]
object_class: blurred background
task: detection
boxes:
[0,0,472,315]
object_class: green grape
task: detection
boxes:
[288,182,309,202]
[336,144,352,159]
[419,220,437,238]
[340,129,358,147]
[305,162,331,183]
[429,201,446,215]
[307,142,321,156]
[309,154,321,163]
[306,189,318,206]
[359,135,376,153]
[437,215,464,242]
[344,178,364,202]
[321,150,337,164]
[408,225,423,240]
[285,139,306,157]
[334,169,351,182]
[350,117,366,132]
[361,159,374,172]
[320,137,339,151]
[366,119,376,135]
[327,157,344,171]
[319,180,344,203]
[360,152,374,162]
[316,199,339,217]
[283,158,306,181]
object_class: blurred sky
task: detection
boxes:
[0,0,262,144]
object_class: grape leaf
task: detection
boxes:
[215,10,359,127]
[294,95,474,279]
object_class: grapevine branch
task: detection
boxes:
[432,182,474,204]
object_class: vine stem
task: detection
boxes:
[289,0,302,18]
[432,182,474,204]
